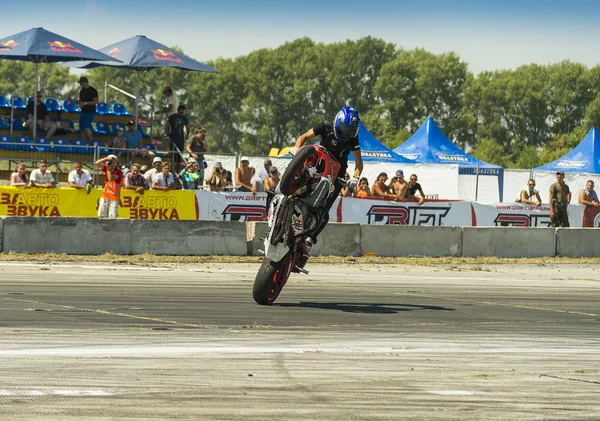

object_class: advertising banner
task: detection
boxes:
[583,206,600,227]
[118,190,197,220]
[471,202,585,227]
[338,197,474,226]
[195,190,269,221]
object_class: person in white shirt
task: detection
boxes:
[250,167,264,195]
[29,160,56,188]
[144,157,163,184]
[161,86,179,118]
[258,158,272,181]
[152,163,174,190]
[68,161,94,190]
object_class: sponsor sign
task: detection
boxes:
[583,206,600,227]
[195,191,268,221]
[152,49,183,64]
[118,190,197,220]
[471,202,585,228]
[47,41,82,54]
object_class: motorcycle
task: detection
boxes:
[252,145,342,305]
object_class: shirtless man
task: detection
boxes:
[235,156,253,192]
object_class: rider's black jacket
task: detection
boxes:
[312,121,360,171]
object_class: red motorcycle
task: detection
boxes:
[252,145,342,305]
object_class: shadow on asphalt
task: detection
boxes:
[277,302,455,314]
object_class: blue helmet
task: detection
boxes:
[334,107,360,141]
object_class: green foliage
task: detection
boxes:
[1,38,598,167]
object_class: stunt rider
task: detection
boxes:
[289,106,363,251]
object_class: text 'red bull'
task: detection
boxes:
[107,48,121,57]
[152,49,183,64]
[0,40,19,50]
[47,41,82,54]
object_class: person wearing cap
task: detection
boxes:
[177,158,202,190]
[515,178,541,206]
[111,126,127,163]
[26,92,57,139]
[206,162,226,192]
[388,169,409,200]
[166,104,190,171]
[95,154,123,219]
[144,157,163,184]
[371,172,396,198]
[235,156,253,192]
[258,159,272,181]
[161,86,179,118]
[76,77,99,143]
[549,171,571,227]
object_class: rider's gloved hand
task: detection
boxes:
[346,177,359,190]
[289,146,299,156]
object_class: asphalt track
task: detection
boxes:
[0,261,599,420]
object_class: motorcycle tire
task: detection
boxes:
[253,256,293,305]
[279,146,319,196]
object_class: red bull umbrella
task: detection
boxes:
[0,27,120,137]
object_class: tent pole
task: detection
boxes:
[135,70,140,129]
[33,62,38,140]
[475,164,480,202]
[9,96,14,138]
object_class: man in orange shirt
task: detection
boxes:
[95,154,123,219]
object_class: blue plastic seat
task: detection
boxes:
[35,137,53,152]
[96,101,113,115]
[15,136,34,151]
[54,138,72,153]
[9,95,26,109]
[0,135,12,149]
[137,125,150,138]
[71,139,92,154]
[0,117,9,129]
[111,122,125,135]
[140,142,160,157]
[0,94,10,109]
[91,140,110,155]
[94,121,111,134]
[62,99,81,113]
[112,102,132,116]
[26,97,33,105]
[45,98,61,112]
[12,116,27,131]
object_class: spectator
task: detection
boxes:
[9,163,29,187]
[161,86,179,118]
[258,159,272,181]
[264,166,280,191]
[235,156,252,192]
[124,163,147,195]
[124,120,153,163]
[95,155,123,219]
[250,167,264,195]
[225,170,233,187]
[206,162,226,192]
[54,120,77,136]
[515,179,542,206]
[578,180,599,207]
[29,160,56,188]
[186,126,207,165]
[407,174,426,205]
[371,172,395,198]
[68,161,94,191]
[152,162,174,191]
[355,177,371,197]
[26,92,57,139]
[144,157,163,185]
[178,158,202,190]
[388,169,409,200]
[166,105,189,171]
[111,127,128,163]
[549,171,571,227]
[340,172,352,197]
[76,77,99,143]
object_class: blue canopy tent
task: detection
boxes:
[533,128,600,174]
[394,117,504,201]
[0,27,120,138]
[68,35,218,128]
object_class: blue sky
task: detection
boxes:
[2,0,600,74]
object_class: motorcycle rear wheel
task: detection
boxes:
[279,146,319,196]
[253,255,293,305]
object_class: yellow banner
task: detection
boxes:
[0,187,197,220]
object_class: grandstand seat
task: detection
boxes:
[112,122,126,135]
[60,119,75,129]
[94,121,111,135]
[45,98,61,112]
[0,94,10,109]
[12,116,27,131]
[54,138,72,153]
[137,125,150,138]
[140,143,160,157]
[91,140,110,155]
[112,102,132,116]
[0,117,9,129]
[14,136,34,151]
[71,139,92,154]
[0,135,12,150]
[8,95,26,109]
[96,101,113,115]
[35,137,53,152]
[62,99,81,113]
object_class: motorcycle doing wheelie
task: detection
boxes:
[252,145,342,305]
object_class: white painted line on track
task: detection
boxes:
[0,389,113,396]
[0,262,169,271]
[429,390,490,396]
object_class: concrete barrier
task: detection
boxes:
[2,217,131,254]
[130,220,247,255]
[462,227,556,258]
[246,222,268,256]
[556,228,600,257]
[361,225,462,257]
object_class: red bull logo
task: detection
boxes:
[48,41,82,54]
[0,40,19,50]
[107,47,121,57]
[152,48,183,63]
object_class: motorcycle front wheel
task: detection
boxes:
[253,255,294,305]
[279,146,319,196]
